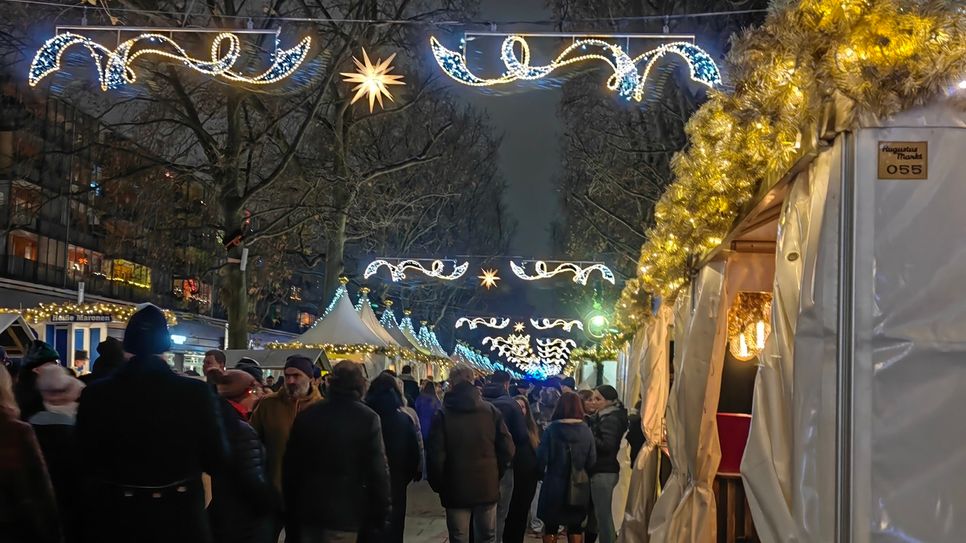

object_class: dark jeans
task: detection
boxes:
[504,468,538,543]
[445,503,497,543]
[387,479,409,543]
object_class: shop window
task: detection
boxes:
[9,231,38,261]
[298,311,316,330]
[289,286,303,301]
[173,276,212,308]
[67,245,104,280]
[99,259,151,289]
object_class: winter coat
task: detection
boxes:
[366,387,422,485]
[282,391,391,539]
[482,383,530,453]
[536,420,597,528]
[75,354,229,543]
[249,384,322,498]
[0,412,60,543]
[588,404,629,474]
[29,410,81,542]
[626,412,646,465]
[399,374,420,407]
[427,382,515,508]
[208,399,274,543]
[414,393,440,443]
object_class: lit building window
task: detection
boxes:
[298,311,316,330]
[289,286,303,301]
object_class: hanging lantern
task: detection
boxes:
[727,292,772,362]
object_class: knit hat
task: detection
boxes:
[235,357,264,384]
[596,384,619,402]
[123,304,171,356]
[23,340,60,369]
[284,355,314,379]
[217,369,256,402]
[74,350,89,360]
[96,337,125,359]
[35,364,85,400]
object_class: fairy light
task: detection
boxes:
[510,260,615,285]
[478,268,501,289]
[322,277,349,318]
[29,31,311,90]
[430,35,720,103]
[267,341,451,366]
[364,259,469,282]
[530,318,584,332]
[727,292,772,362]
[340,49,405,112]
[455,317,510,330]
[20,302,177,325]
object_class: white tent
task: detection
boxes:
[356,296,401,348]
[296,289,389,379]
[0,313,37,359]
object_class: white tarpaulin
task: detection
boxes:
[649,262,725,542]
[851,102,966,543]
[619,305,672,543]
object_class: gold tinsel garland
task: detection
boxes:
[15,302,178,326]
[615,0,966,329]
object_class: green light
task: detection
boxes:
[590,314,607,329]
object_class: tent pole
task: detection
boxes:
[835,131,856,543]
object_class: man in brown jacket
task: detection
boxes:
[250,355,322,537]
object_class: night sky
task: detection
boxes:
[447,0,563,258]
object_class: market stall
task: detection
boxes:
[611,2,966,541]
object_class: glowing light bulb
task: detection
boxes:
[958,80,966,90]
[756,320,766,350]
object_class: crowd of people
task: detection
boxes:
[0,303,635,543]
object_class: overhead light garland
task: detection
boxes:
[340,48,405,112]
[30,31,311,90]
[530,318,584,332]
[430,35,720,103]
[510,260,615,285]
[455,317,510,330]
[364,259,469,282]
[267,341,451,366]
[615,0,966,335]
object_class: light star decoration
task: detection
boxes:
[341,49,405,112]
[513,322,526,333]
[479,268,501,290]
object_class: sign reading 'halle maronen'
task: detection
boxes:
[50,314,112,323]
[878,141,928,180]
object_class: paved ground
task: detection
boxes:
[405,481,543,542]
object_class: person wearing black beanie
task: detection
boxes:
[75,304,229,543]
[14,340,60,420]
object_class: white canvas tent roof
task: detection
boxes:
[0,313,37,359]
[357,298,401,347]
[391,314,431,355]
[296,292,389,348]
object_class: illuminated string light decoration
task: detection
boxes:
[482,333,572,378]
[364,259,468,282]
[29,31,311,90]
[354,287,373,312]
[455,317,510,330]
[430,35,720,103]
[530,318,584,332]
[323,277,350,318]
[19,302,177,326]
[379,302,399,329]
[341,49,405,112]
[510,260,615,285]
[728,292,772,362]
[513,322,526,333]
[478,268,501,289]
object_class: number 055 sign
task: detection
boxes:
[878,141,928,180]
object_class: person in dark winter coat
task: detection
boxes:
[537,392,597,543]
[0,364,61,543]
[13,340,60,420]
[283,360,391,543]
[76,304,229,543]
[209,370,274,543]
[504,395,542,543]
[29,364,85,543]
[364,373,422,543]
[414,380,441,443]
[79,337,126,385]
[626,400,646,465]
[399,364,420,407]
[482,370,528,542]
[586,385,628,543]
[427,366,515,543]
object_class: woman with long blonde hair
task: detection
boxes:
[0,364,61,542]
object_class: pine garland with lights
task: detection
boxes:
[616,0,966,329]
[16,302,178,326]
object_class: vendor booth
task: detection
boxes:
[225,348,328,373]
[0,312,37,359]
[611,2,966,542]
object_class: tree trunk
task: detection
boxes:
[221,193,249,349]
[322,207,347,300]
